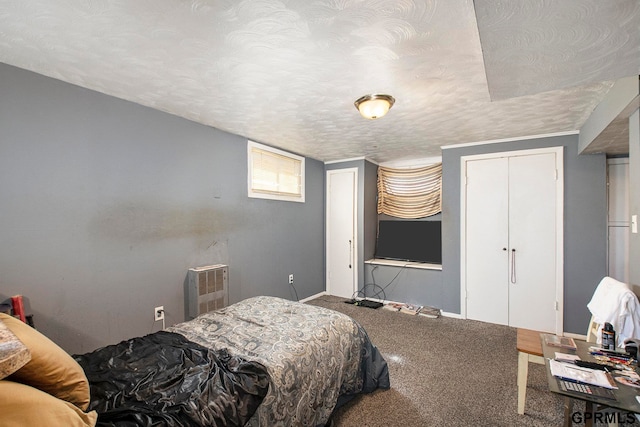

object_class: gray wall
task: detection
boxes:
[327,157,445,307]
[334,133,607,332]
[0,63,325,354]
[630,109,640,284]
[362,264,443,307]
[442,134,608,334]
[364,160,378,263]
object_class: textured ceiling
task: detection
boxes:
[0,0,638,163]
[476,0,640,100]
[582,94,640,155]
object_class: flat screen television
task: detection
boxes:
[375,220,442,264]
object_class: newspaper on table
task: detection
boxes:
[549,359,617,389]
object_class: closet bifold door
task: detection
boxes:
[464,156,510,326]
[462,147,563,334]
[507,152,558,333]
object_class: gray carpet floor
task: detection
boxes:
[305,295,623,427]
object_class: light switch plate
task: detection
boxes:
[632,215,638,234]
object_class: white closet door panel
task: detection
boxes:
[507,153,557,332]
[609,225,630,283]
[465,158,510,325]
[326,169,357,299]
[608,161,630,225]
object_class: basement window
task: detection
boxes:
[248,141,305,203]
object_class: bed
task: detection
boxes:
[168,296,389,425]
[73,296,389,426]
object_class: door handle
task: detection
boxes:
[510,248,516,284]
[348,240,352,269]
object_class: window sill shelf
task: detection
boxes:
[365,258,442,271]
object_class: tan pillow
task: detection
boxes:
[0,313,91,410]
[0,380,97,427]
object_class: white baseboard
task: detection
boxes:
[317,293,460,319]
[337,294,454,318]
[441,311,464,319]
[310,293,586,336]
[299,291,327,303]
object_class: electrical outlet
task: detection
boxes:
[288,274,294,284]
[154,306,164,321]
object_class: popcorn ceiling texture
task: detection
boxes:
[476,0,640,100]
[0,0,636,163]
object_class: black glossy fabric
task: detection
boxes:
[74,331,269,427]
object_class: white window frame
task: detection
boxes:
[247,140,305,203]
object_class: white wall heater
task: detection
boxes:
[187,264,228,319]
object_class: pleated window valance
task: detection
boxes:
[377,163,442,218]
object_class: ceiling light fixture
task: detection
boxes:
[354,94,395,119]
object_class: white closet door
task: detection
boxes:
[607,159,630,283]
[326,169,357,299]
[465,157,510,325]
[463,148,562,333]
[507,152,558,332]
[609,226,630,283]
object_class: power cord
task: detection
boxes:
[289,282,300,302]
[374,264,407,294]
[352,264,407,302]
[149,312,166,333]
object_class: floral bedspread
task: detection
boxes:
[167,296,389,426]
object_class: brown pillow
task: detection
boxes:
[0,313,91,410]
[0,380,97,427]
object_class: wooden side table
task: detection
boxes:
[517,328,545,414]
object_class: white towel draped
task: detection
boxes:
[587,276,640,348]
